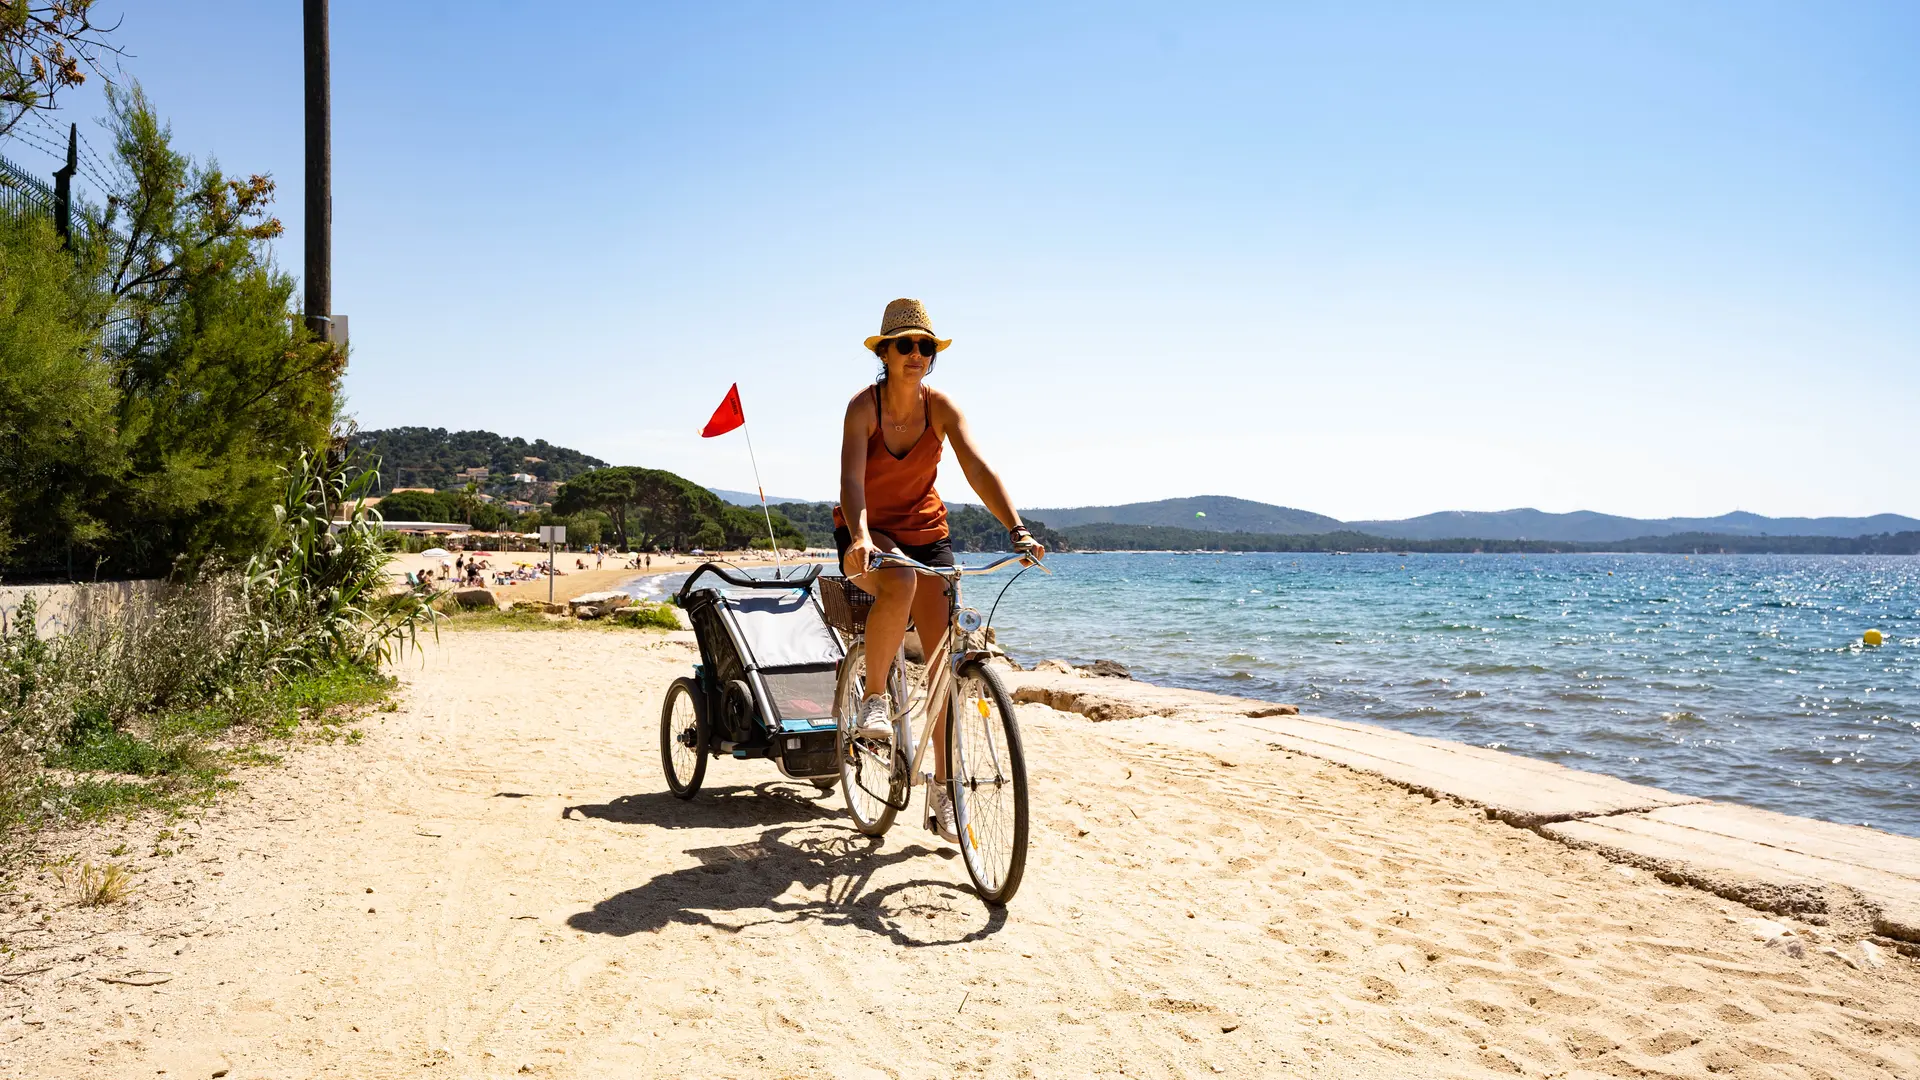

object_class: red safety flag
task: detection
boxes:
[700,383,745,438]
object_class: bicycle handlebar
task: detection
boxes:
[867,550,1049,578]
[676,561,821,605]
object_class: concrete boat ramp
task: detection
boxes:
[1004,666,1920,949]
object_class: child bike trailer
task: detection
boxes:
[661,562,843,797]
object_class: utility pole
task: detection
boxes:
[52,123,76,245]
[303,0,332,343]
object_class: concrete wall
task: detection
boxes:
[0,580,167,639]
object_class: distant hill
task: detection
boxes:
[358,438,1918,543]
[1027,496,1344,534]
[1026,496,1920,542]
[710,487,818,507]
[1658,512,1920,537]
[353,428,607,493]
[770,501,1071,553]
[1348,508,1920,542]
[1348,509,1669,542]
[1060,523,1920,556]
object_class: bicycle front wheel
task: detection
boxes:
[948,661,1029,905]
[836,640,905,835]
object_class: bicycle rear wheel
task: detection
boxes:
[836,640,906,835]
[947,661,1028,905]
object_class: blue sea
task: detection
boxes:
[634,553,1920,837]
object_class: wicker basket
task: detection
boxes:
[818,575,873,634]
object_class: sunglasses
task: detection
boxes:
[885,337,938,358]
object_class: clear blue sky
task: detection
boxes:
[17,2,1917,519]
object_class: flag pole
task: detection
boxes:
[740,420,783,577]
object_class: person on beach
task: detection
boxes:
[834,297,1044,843]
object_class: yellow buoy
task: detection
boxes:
[1863,629,1884,647]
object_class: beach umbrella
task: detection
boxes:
[421,547,452,558]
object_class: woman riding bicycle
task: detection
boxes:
[834,298,1044,841]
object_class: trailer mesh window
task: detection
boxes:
[763,668,837,722]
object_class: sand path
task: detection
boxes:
[5,630,1917,1078]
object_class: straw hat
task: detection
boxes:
[863,298,952,352]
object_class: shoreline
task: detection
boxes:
[1055,537,1920,556]
[1005,662,1920,949]
[390,550,829,606]
[1060,548,1920,557]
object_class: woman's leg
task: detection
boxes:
[908,575,954,781]
[847,535,916,702]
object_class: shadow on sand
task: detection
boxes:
[563,788,1008,947]
[564,782,842,831]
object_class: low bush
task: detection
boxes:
[615,602,681,631]
[438,604,559,631]
[45,706,199,777]
[436,599,679,633]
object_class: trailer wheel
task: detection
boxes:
[661,677,709,799]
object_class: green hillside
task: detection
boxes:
[352,428,608,493]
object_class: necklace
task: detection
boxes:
[884,386,919,433]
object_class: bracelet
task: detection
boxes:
[1009,525,1033,540]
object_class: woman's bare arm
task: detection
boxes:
[839,391,875,541]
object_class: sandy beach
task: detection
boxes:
[5,628,1916,1078]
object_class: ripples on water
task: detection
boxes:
[981,553,1919,837]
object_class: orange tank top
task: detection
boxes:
[831,385,949,545]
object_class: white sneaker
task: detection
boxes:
[926,781,960,844]
[855,694,892,740]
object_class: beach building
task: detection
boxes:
[326,503,463,529]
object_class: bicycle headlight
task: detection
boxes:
[956,607,984,633]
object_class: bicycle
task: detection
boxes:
[832,549,1044,906]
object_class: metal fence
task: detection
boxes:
[0,151,56,220]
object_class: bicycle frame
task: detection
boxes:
[851,550,1043,794]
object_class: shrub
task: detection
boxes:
[1,445,423,846]
[245,446,437,669]
[614,602,681,631]
[0,578,254,771]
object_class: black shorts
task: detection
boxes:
[833,526,955,574]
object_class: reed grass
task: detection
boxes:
[65,861,136,907]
